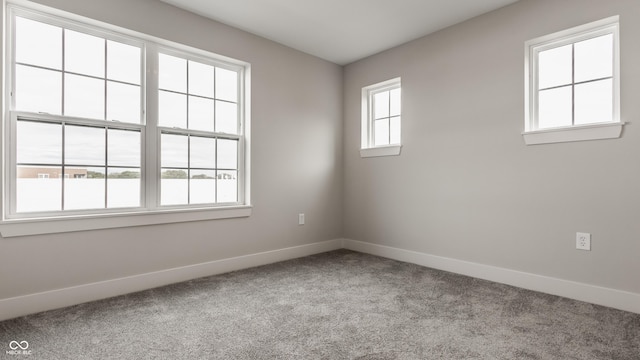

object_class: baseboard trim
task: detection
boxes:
[343,239,640,314]
[0,239,342,321]
[4,238,637,321]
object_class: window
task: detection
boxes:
[2,4,250,236]
[157,52,241,206]
[524,16,622,145]
[361,78,402,157]
[11,13,143,214]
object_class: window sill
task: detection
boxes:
[522,122,624,145]
[0,205,252,237]
[360,145,402,158]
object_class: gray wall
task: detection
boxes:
[0,0,343,299]
[2,0,638,307]
[343,0,640,294]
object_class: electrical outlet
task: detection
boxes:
[576,232,591,251]
[298,213,305,225]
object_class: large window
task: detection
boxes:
[157,52,241,206]
[2,4,250,234]
[11,13,143,214]
[361,78,402,157]
[524,16,622,145]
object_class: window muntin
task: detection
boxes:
[536,33,614,129]
[158,53,239,134]
[362,78,401,151]
[14,16,142,123]
[525,17,619,134]
[11,12,144,215]
[372,87,401,146]
[159,133,239,206]
[15,118,142,213]
[158,52,241,206]
[5,5,248,221]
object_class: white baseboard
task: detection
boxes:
[3,238,637,321]
[0,239,342,321]
[343,239,640,314]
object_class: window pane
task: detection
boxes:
[390,88,401,117]
[217,139,237,169]
[189,96,215,132]
[161,169,188,205]
[575,34,613,83]
[215,67,238,102]
[190,136,216,168]
[190,169,216,204]
[65,29,104,78]
[15,16,62,70]
[159,90,187,128]
[107,82,140,123]
[374,119,389,146]
[108,129,140,167]
[374,91,390,119]
[538,44,572,89]
[107,40,141,84]
[65,125,105,166]
[217,170,237,203]
[215,101,238,134]
[575,79,613,125]
[390,116,401,145]
[107,167,140,208]
[11,15,246,216]
[159,53,186,92]
[161,133,188,168]
[16,166,62,212]
[64,74,105,120]
[64,167,105,210]
[189,61,214,98]
[15,65,62,115]
[17,121,61,164]
[538,86,572,129]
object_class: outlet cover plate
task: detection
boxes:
[576,232,591,251]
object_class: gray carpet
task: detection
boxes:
[1,250,639,359]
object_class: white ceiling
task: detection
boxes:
[159,0,520,65]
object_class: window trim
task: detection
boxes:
[0,206,253,237]
[523,16,622,145]
[1,1,252,236]
[360,145,402,158]
[361,77,402,157]
[154,46,247,208]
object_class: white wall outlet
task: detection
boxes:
[298,213,305,225]
[576,232,591,251]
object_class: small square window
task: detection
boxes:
[361,78,402,157]
[524,16,622,145]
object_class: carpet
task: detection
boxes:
[1,250,639,359]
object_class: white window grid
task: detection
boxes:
[361,78,401,150]
[3,4,248,220]
[525,17,620,133]
[155,48,245,207]
[10,114,144,214]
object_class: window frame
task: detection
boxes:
[1,2,252,237]
[154,47,246,208]
[523,16,623,145]
[361,78,402,158]
[8,112,146,217]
